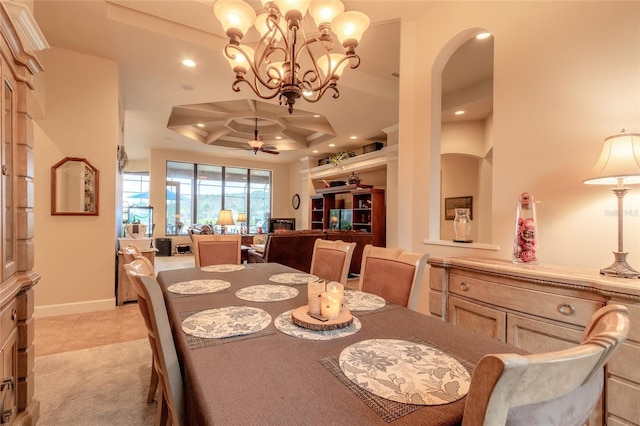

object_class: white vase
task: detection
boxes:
[453,208,472,242]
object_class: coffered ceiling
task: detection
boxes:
[33,1,492,164]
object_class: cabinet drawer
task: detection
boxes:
[449,273,603,327]
[608,340,640,385]
[607,377,640,424]
[0,298,17,342]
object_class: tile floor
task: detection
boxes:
[34,254,195,357]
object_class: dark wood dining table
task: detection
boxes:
[157,262,521,426]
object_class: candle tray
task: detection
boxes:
[291,305,353,331]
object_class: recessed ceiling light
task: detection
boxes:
[454,110,466,115]
[312,150,318,153]
[182,59,196,67]
[476,32,492,40]
[196,123,205,128]
[350,136,357,140]
[313,114,320,118]
[275,136,282,140]
[329,143,336,147]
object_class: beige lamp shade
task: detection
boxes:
[237,213,247,223]
[584,132,640,185]
[215,209,236,226]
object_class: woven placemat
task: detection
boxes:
[180,310,276,350]
[351,303,401,317]
[319,336,475,423]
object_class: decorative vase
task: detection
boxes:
[513,192,538,264]
[453,208,472,242]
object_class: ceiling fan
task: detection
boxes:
[247,118,279,155]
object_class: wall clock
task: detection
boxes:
[292,194,300,210]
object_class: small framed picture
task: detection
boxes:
[444,196,473,220]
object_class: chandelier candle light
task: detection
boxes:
[584,130,640,278]
[213,0,370,113]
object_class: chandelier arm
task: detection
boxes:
[304,83,340,103]
[231,77,281,100]
[226,44,281,91]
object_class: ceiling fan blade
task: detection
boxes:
[262,148,280,155]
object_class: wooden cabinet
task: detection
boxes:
[310,185,386,246]
[0,4,44,424]
[428,256,640,425]
[116,250,156,305]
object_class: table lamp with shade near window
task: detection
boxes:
[237,213,247,234]
[216,209,235,234]
[584,130,640,278]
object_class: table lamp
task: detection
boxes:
[237,213,247,234]
[584,130,640,278]
[215,209,235,234]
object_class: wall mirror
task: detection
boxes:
[438,32,494,243]
[51,157,99,215]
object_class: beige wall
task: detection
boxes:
[34,47,119,317]
[400,1,640,274]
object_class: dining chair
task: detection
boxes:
[123,259,158,404]
[121,243,155,273]
[126,270,185,426]
[310,239,356,284]
[462,304,630,426]
[191,234,242,267]
[358,245,428,309]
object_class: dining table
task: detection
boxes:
[156,262,523,426]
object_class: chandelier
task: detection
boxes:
[213,0,370,113]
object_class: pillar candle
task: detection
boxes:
[321,292,341,320]
[307,280,325,316]
[326,281,344,310]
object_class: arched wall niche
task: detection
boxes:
[429,28,494,244]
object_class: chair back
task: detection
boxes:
[191,234,241,267]
[121,243,142,263]
[127,271,185,426]
[462,304,630,426]
[358,245,428,309]
[310,239,356,284]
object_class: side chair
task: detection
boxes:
[121,243,155,273]
[462,304,630,426]
[124,259,158,404]
[358,245,428,310]
[310,239,356,284]
[191,234,241,267]
[127,271,185,426]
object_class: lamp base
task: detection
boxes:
[600,252,640,279]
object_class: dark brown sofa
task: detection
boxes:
[248,230,374,275]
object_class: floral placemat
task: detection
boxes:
[201,264,245,272]
[274,309,361,340]
[235,285,299,302]
[167,279,231,295]
[269,273,319,284]
[181,306,272,339]
[339,339,471,405]
[343,290,386,311]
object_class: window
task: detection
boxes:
[123,172,149,222]
[166,161,271,235]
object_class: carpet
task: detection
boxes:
[34,339,156,426]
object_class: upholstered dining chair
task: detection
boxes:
[310,239,356,284]
[123,259,158,404]
[462,304,630,426]
[191,234,242,267]
[358,245,428,310]
[126,270,185,426]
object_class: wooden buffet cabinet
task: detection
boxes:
[0,3,44,425]
[428,256,640,425]
[310,185,386,246]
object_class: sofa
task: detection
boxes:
[248,230,374,275]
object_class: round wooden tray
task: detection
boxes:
[291,305,353,331]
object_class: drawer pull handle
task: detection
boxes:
[558,304,575,316]
[460,282,470,292]
[10,309,16,321]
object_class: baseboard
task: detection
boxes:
[34,298,116,318]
